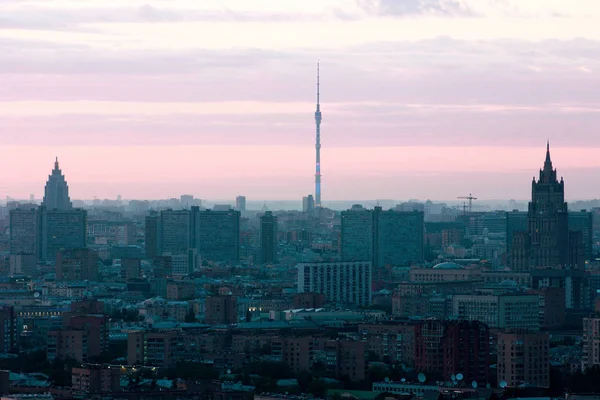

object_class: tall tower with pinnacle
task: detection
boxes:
[42,157,72,210]
[315,62,322,207]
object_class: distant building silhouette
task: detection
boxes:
[260,211,277,264]
[302,195,315,212]
[509,143,585,270]
[42,158,72,210]
[235,196,246,211]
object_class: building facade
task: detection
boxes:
[497,331,550,388]
[297,261,372,307]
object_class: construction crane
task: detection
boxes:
[457,193,478,213]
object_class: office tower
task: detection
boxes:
[39,207,87,262]
[205,295,238,325]
[0,306,17,353]
[260,211,278,264]
[506,210,527,268]
[56,248,99,281]
[297,261,372,306]
[159,209,191,256]
[452,293,540,330]
[313,63,323,208]
[497,331,550,388]
[569,210,593,261]
[42,158,72,210]
[9,207,38,255]
[235,196,246,212]
[341,206,424,268]
[191,207,240,264]
[582,317,600,370]
[302,195,315,213]
[376,208,424,267]
[415,319,489,385]
[341,205,374,263]
[144,212,160,259]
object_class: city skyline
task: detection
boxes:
[2,0,600,199]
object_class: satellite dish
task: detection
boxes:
[472,381,478,389]
[456,373,463,381]
[401,378,406,383]
[385,377,390,383]
[486,384,491,389]
[226,369,231,374]
[33,292,40,298]
[451,374,456,382]
[500,381,507,389]
[418,373,426,383]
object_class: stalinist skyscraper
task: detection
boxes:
[42,158,72,210]
[509,142,584,270]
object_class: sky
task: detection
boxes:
[1,0,600,202]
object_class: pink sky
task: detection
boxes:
[1,0,600,201]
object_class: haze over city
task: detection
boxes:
[2,0,600,201]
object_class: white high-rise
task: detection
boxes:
[297,261,372,307]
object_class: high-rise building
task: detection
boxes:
[144,212,160,259]
[341,206,424,268]
[205,295,238,325]
[569,210,593,261]
[415,319,489,385]
[42,158,72,210]
[297,261,372,307]
[39,207,87,262]
[260,211,277,264]
[159,209,191,256]
[9,207,38,256]
[302,195,315,213]
[341,205,374,263]
[582,317,600,371]
[509,143,584,270]
[235,196,246,212]
[180,194,194,208]
[376,208,424,267]
[505,210,527,258]
[497,331,550,388]
[56,248,99,281]
[191,207,240,264]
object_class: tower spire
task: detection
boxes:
[314,62,322,208]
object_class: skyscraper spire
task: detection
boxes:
[43,158,72,210]
[314,62,322,208]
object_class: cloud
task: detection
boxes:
[356,0,477,17]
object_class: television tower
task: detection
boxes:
[315,62,322,207]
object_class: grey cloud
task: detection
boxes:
[356,0,478,17]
